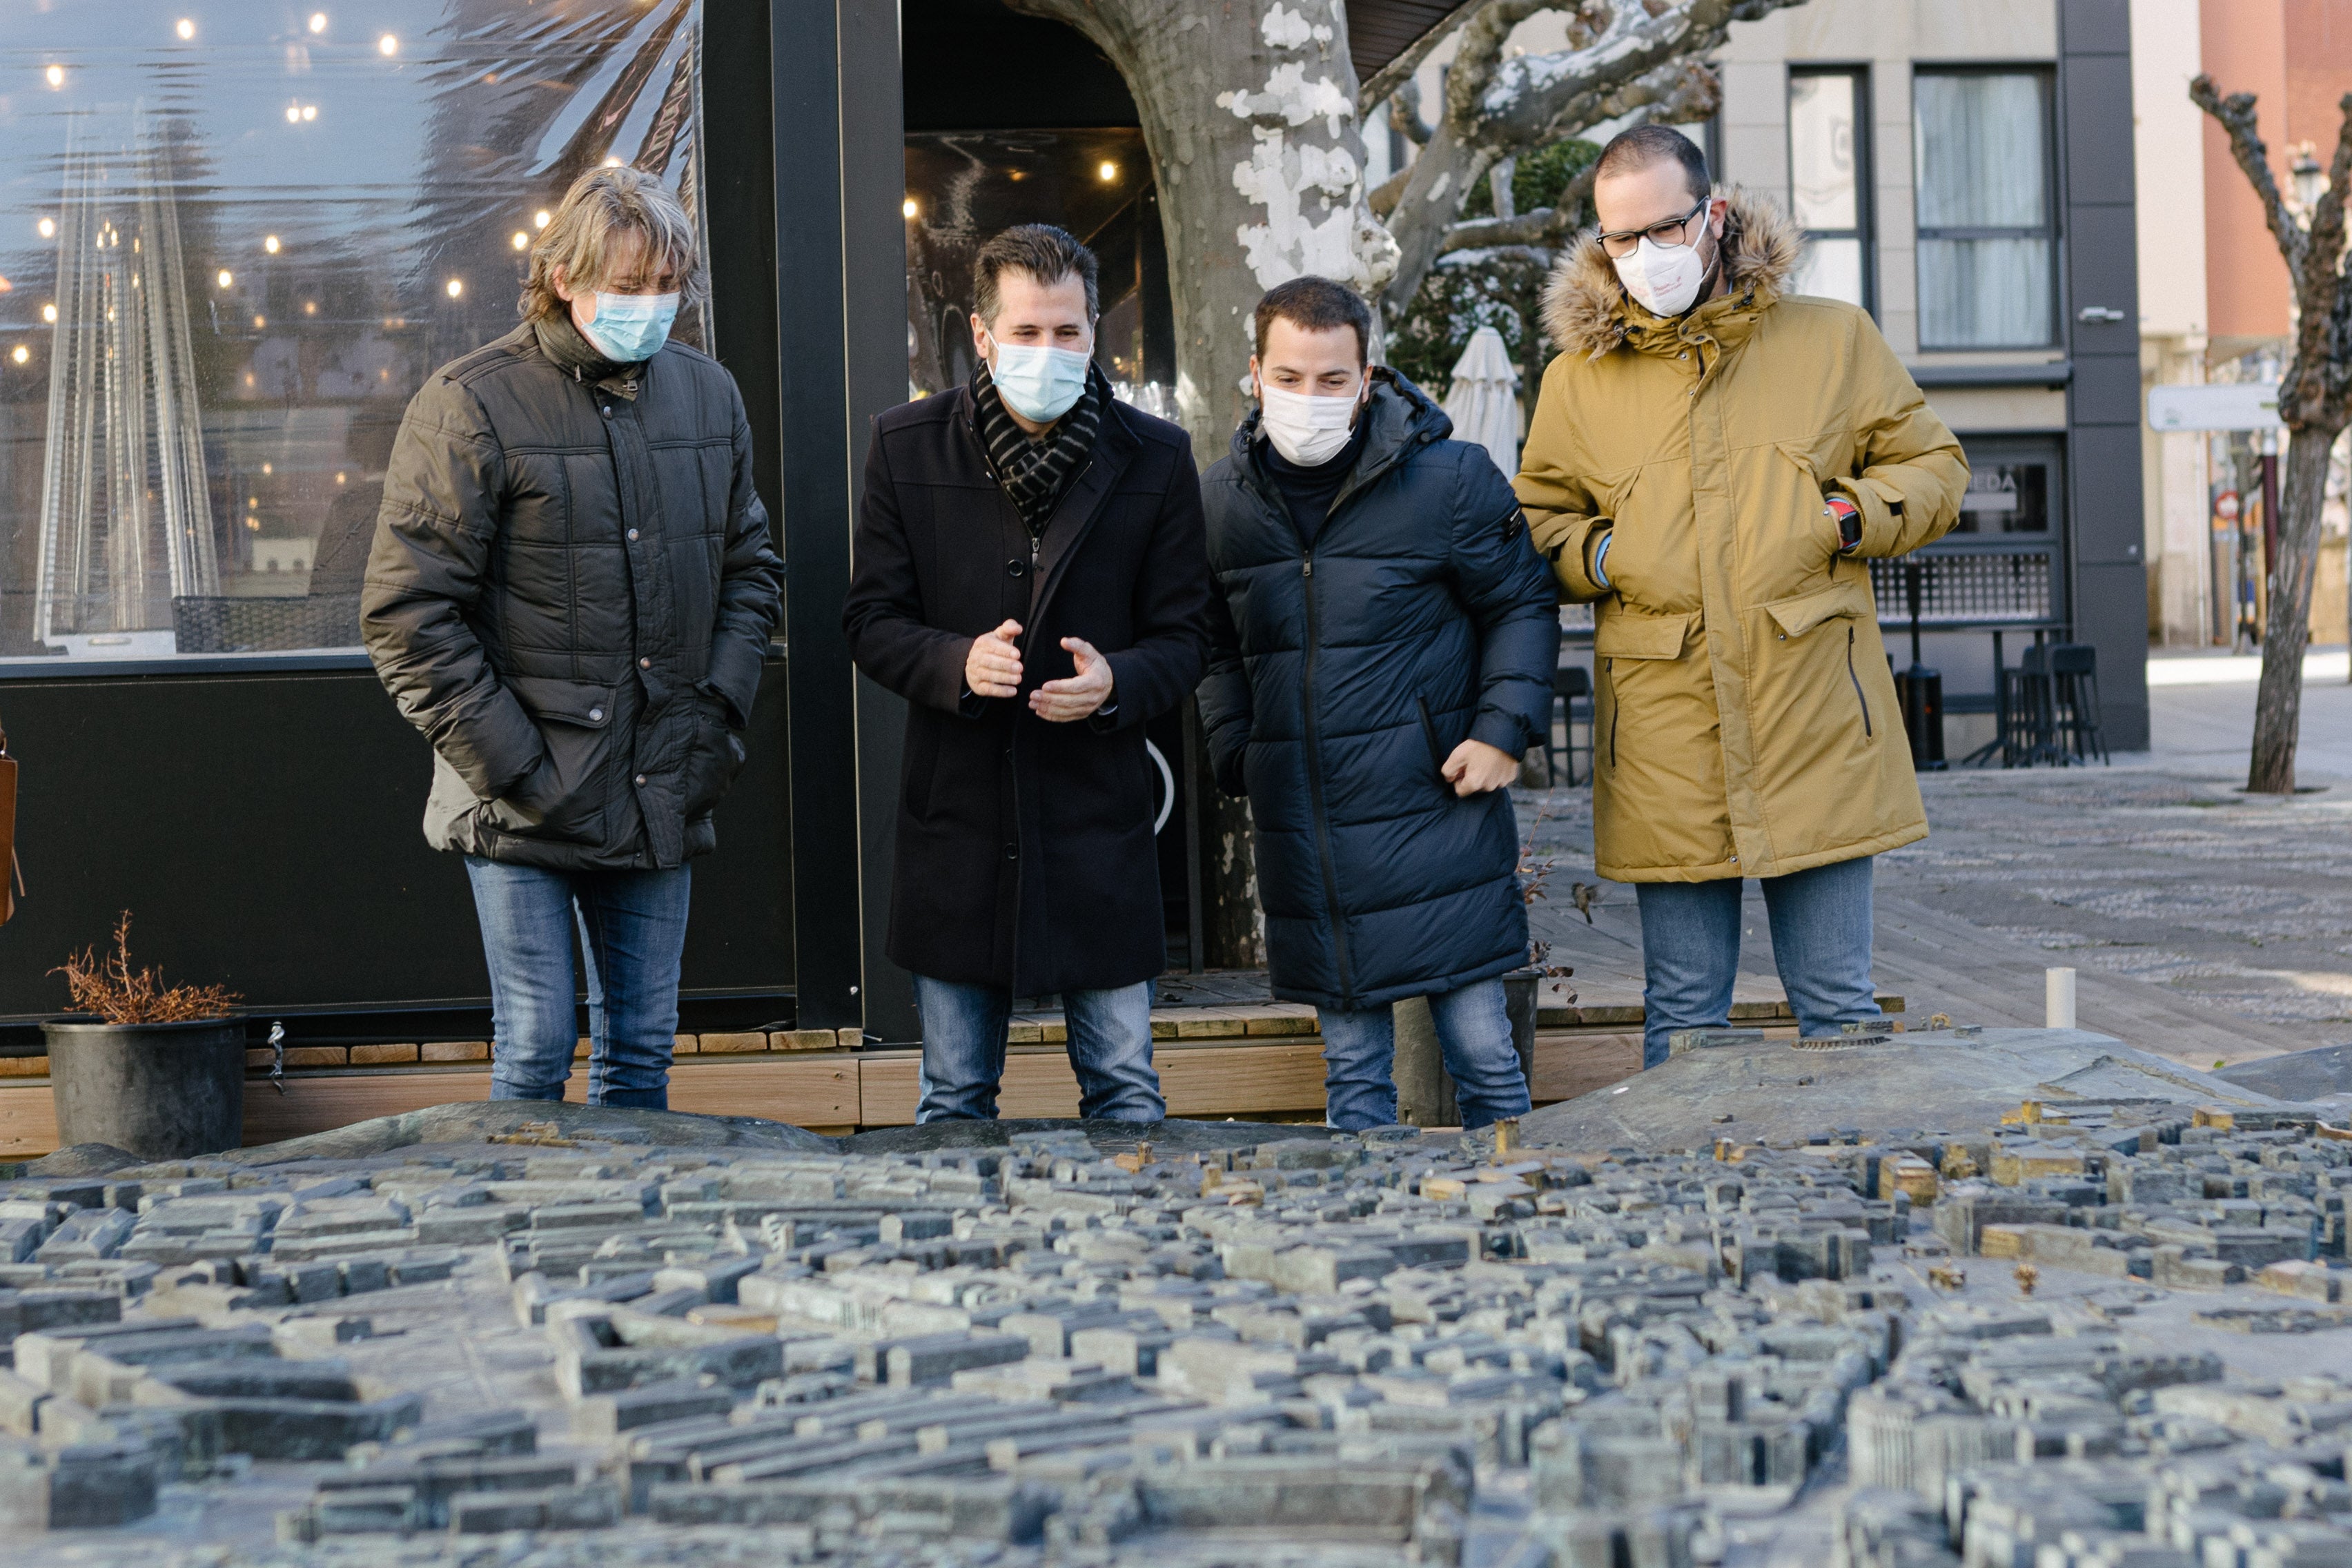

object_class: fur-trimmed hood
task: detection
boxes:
[1540,185,1805,359]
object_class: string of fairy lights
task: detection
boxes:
[10,12,567,378]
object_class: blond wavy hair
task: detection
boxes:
[520,166,708,322]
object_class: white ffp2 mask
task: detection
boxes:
[1612,233,1713,317]
[1258,383,1358,467]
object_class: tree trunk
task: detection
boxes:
[2247,426,2342,792]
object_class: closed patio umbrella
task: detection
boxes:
[1440,325,1524,480]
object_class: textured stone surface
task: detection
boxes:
[2,1097,2350,1567]
[1520,1026,2307,1150]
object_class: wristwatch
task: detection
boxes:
[1826,496,1863,551]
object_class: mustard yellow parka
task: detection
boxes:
[1515,188,1968,883]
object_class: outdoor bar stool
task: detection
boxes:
[1547,665,1593,786]
[1999,643,2064,767]
[2048,643,2108,765]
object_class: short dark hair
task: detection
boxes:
[1253,276,1372,366]
[1593,124,1713,204]
[973,224,1098,324]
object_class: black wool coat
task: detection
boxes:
[1197,373,1560,1010]
[844,384,1211,996]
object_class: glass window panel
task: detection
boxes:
[1951,461,2050,535]
[904,130,1168,409]
[0,3,707,668]
[1918,237,2052,349]
[1789,74,1857,231]
[1913,73,2046,230]
[1792,237,1865,306]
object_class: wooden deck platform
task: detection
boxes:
[0,977,1888,1159]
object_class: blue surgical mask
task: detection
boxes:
[988,340,1091,424]
[580,291,680,364]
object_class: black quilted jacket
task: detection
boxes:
[362,319,783,870]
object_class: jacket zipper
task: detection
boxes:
[1605,658,1618,770]
[1300,551,1356,1001]
[1846,627,1872,738]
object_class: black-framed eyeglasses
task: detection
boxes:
[1597,197,1710,259]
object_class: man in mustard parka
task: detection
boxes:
[1515,126,1968,1068]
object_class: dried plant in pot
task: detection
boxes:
[43,912,245,1160]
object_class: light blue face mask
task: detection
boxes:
[989,340,1091,424]
[580,291,680,364]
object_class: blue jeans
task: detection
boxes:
[1317,977,1531,1131]
[1633,854,1879,1068]
[464,857,692,1108]
[914,976,1163,1122]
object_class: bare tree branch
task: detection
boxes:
[2189,75,2308,273]
[1358,0,1484,116]
[1465,0,1785,153]
[1445,0,1604,133]
[1437,161,1600,253]
[1391,78,1434,147]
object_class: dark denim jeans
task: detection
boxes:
[913,974,1163,1122]
[463,857,692,1108]
[1632,854,1879,1068]
[1315,977,1531,1130]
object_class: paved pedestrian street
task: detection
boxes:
[1521,672,2352,1061]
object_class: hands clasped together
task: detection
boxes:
[964,620,1115,722]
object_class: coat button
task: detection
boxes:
[1003,843,1019,860]
[635,774,647,786]
[1007,559,1026,577]
[627,528,640,542]
[588,707,603,722]
[600,406,611,416]
[640,657,651,669]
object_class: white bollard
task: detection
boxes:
[2046,968,2077,1031]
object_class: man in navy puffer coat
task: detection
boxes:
[1198,277,1560,1130]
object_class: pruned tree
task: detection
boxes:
[2192,78,2352,795]
[1370,0,1802,318]
[998,0,1795,961]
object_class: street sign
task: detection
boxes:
[2147,382,2284,431]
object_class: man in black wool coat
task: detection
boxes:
[844,225,1211,1124]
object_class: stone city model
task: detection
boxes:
[0,1031,2346,1567]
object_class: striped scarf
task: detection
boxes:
[973,361,1103,537]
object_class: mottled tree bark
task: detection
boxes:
[2193,78,2352,794]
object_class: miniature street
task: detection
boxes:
[3,1017,2350,1567]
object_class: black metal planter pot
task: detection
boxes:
[41,1017,245,1160]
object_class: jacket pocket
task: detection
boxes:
[1591,607,1698,660]
[1591,609,1696,774]
[1415,697,1449,783]
[1762,578,1878,640]
[680,692,749,821]
[1776,440,1848,568]
[1845,627,1873,740]
[482,676,616,843]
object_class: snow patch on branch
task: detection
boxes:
[1217,63,1353,137]
[1260,3,1332,51]
[1482,16,1684,117]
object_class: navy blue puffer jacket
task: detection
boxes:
[1197,372,1560,1010]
